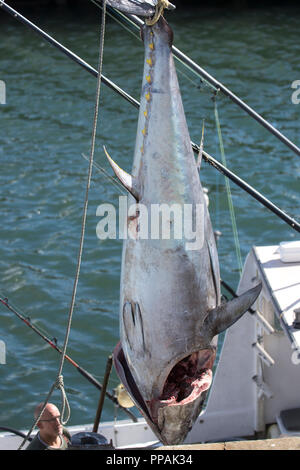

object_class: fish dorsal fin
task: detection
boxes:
[204,283,262,337]
[123,301,147,356]
[103,146,140,201]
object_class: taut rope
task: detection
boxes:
[18,0,108,450]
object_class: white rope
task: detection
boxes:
[55,375,71,425]
[18,1,107,449]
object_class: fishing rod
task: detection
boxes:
[0,427,33,441]
[0,296,137,423]
[93,0,300,159]
[0,1,139,110]
[0,0,299,233]
[221,280,255,315]
[193,144,300,233]
[221,279,276,336]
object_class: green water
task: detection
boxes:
[0,4,299,431]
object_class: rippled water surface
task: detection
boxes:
[0,4,299,431]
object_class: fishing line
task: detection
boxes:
[90,0,141,42]
[213,91,243,276]
[17,2,108,450]
[54,0,108,424]
[176,64,208,92]
[81,153,127,195]
[174,56,218,92]
[0,294,137,422]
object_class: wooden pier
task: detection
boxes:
[159,436,300,450]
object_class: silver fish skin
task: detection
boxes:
[106,0,175,17]
[108,18,262,445]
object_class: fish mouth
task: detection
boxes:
[113,343,215,445]
[149,349,215,417]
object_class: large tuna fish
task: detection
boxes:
[104,2,261,445]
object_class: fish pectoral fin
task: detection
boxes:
[205,282,262,336]
[103,146,140,201]
[123,301,147,355]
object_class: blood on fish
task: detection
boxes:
[160,350,213,404]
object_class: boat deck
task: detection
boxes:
[253,245,300,351]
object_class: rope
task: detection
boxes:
[18,1,107,449]
[90,0,217,92]
[55,375,71,425]
[146,0,171,26]
[213,91,243,276]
